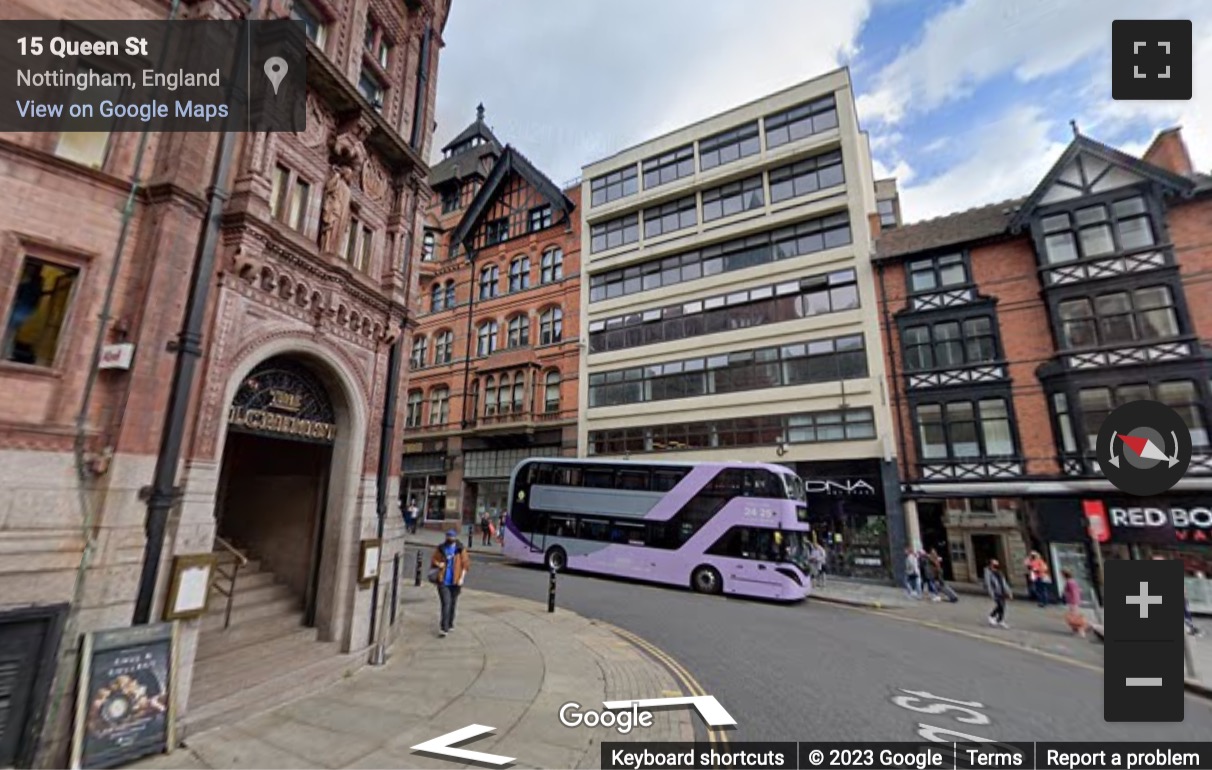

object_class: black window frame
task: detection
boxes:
[763,95,838,149]
[900,314,999,372]
[484,217,509,246]
[1072,379,1210,452]
[643,195,698,239]
[587,334,868,407]
[642,144,695,189]
[701,175,765,222]
[699,122,760,171]
[768,151,844,204]
[1055,283,1181,350]
[587,211,851,303]
[1035,193,1158,266]
[588,269,859,354]
[441,185,460,213]
[528,205,553,232]
[906,252,969,294]
[589,165,638,207]
[914,395,1018,462]
[590,213,639,253]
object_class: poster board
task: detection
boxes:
[163,553,217,621]
[70,622,177,769]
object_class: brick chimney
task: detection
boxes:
[1142,127,1194,176]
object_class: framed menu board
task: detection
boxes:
[70,622,178,769]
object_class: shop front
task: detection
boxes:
[1035,495,1212,613]
[401,441,448,525]
[462,445,560,525]
[792,458,891,580]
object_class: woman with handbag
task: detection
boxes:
[1062,570,1088,639]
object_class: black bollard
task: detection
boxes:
[547,567,557,613]
[467,523,474,549]
[414,549,422,586]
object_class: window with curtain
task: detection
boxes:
[484,376,496,415]
[507,314,530,347]
[479,265,499,299]
[915,397,1016,461]
[477,320,498,356]
[544,370,561,413]
[405,390,423,427]
[541,248,564,283]
[429,387,449,425]
[540,307,563,345]
[509,255,531,291]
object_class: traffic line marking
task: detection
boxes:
[607,624,731,748]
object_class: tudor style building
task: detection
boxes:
[875,127,1212,599]
[402,107,581,526]
[0,0,450,764]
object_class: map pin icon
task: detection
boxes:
[264,56,288,96]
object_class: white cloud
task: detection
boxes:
[896,105,1067,222]
[857,0,1212,126]
[1081,25,1212,172]
[433,0,873,183]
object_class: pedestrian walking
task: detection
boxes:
[479,509,493,546]
[430,528,470,637]
[1026,551,1053,607]
[928,549,958,603]
[1062,570,1088,639]
[496,509,507,544]
[920,550,941,601]
[904,546,922,599]
[1186,591,1203,637]
[405,498,419,535]
[985,559,1012,628]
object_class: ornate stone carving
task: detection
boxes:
[319,165,354,255]
[362,159,388,202]
[298,93,332,148]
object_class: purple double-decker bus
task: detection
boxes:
[502,458,812,601]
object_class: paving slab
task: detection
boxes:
[127,586,698,769]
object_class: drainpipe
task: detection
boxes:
[876,259,913,585]
[457,242,478,524]
[132,7,256,624]
[369,336,401,655]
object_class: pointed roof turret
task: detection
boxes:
[430,104,504,189]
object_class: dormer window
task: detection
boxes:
[1039,195,1155,265]
[907,253,967,293]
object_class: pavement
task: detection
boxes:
[471,559,1212,742]
[810,577,1212,694]
[130,588,697,770]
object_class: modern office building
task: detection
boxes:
[0,0,450,764]
[579,68,905,580]
[875,127,1212,602]
[402,107,581,527]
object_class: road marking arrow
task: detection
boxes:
[410,724,514,766]
[601,695,737,727]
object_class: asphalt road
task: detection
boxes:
[470,557,1212,743]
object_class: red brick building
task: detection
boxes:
[401,107,581,527]
[875,128,1212,599]
[0,0,449,764]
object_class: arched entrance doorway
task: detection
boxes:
[213,356,338,625]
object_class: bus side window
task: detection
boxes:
[617,469,649,491]
[652,471,684,492]
[533,463,555,485]
[584,469,614,488]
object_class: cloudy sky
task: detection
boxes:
[431,0,1210,224]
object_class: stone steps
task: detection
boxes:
[190,627,324,704]
[199,588,302,633]
[184,642,354,738]
[195,609,309,662]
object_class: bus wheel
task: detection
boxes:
[544,546,567,573]
[691,566,722,595]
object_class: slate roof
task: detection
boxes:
[429,108,504,188]
[874,198,1025,261]
[449,145,576,251]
